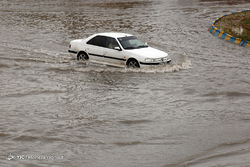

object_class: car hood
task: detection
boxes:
[125,47,168,58]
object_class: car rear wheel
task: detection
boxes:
[77,52,88,61]
[127,59,140,68]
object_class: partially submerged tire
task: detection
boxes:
[127,59,140,68]
[77,52,88,61]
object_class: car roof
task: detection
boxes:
[95,32,133,38]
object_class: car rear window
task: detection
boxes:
[87,35,107,47]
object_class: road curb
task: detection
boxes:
[208,10,250,47]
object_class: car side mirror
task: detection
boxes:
[114,47,121,51]
[145,43,148,46]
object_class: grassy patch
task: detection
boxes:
[215,10,250,41]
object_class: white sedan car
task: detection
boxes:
[68,32,171,68]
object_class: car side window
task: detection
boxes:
[87,36,107,47]
[106,37,120,50]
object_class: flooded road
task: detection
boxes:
[1,0,250,166]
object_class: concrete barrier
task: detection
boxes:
[240,41,250,47]
[220,33,228,40]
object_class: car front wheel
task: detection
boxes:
[127,59,140,68]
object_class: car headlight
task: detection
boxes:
[163,56,170,61]
[145,58,155,62]
[145,56,170,63]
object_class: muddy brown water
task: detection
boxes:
[1,0,250,166]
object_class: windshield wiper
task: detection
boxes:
[136,45,148,48]
[125,47,136,49]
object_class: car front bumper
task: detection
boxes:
[140,59,171,67]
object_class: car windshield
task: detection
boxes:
[117,36,148,50]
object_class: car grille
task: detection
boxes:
[155,57,169,62]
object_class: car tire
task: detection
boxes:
[127,59,140,68]
[77,52,88,61]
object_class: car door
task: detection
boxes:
[86,35,107,62]
[103,37,126,66]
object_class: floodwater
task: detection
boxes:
[0,0,250,166]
